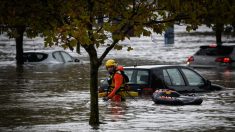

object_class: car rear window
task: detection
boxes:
[125,69,149,84]
[23,53,48,62]
[196,46,233,56]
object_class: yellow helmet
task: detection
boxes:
[105,59,117,67]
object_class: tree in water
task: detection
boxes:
[44,0,216,126]
[0,0,67,64]
[178,0,235,45]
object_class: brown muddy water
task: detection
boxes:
[0,59,234,132]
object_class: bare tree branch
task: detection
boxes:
[98,39,118,63]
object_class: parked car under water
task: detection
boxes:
[23,50,80,64]
[186,44,235,69]
[99,65,224,95]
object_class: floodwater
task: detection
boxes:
[0,25,235,131]
[0,62,234,132]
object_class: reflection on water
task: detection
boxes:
[0,62,234,132]
[194,68,235,88]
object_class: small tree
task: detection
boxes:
[203,0,235,45]
[0,0,67,64]
[43,0,211,126]
[177,0,235,45]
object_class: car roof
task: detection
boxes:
[200,44,235,48]
[124,65,182,69]
[24,50,64,53]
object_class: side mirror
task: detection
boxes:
[206,80,211,86]
[199,79,211,89]
[100,79,104,84]
[74,59,80,62]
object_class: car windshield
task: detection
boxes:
[61,51,73,62]
[196,46,233,56]
[124,69,149,84]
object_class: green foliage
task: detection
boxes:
[42,0,170,52]
[177,0,235,33]
[127,47,133,51]
[0,0,70,39]
[114,45,123,50]
[1,0,234,49]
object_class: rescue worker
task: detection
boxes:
[103,59,127,102]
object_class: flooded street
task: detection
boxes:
[0,62,234,132]
[0,25,235,131]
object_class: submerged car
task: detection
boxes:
[23,50,80,63]
[99,65,223,94]
[186,44,235,69]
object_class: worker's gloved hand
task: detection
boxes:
[103,97,109,101]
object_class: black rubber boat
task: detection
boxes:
[152,89,203,105]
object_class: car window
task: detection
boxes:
[53,51,64,62]
[136,70,149,84]
[124,69,149,84]
[181,68,204,86]
[61,51,73,62]
[23,53,48,62]
[125,70,135,83]
[163,70,172,85]
[163,68,185,86]
[196,46,233,56]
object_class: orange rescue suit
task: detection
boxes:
[107,66,125,101]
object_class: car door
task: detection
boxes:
[161,68,191,92]
[179,67,207,92]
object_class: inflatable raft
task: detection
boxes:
[98,91,138,98]
[152,89,203,105]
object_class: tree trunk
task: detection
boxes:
[84,44,103,126]
[215,23,223,46]
[76,42,81,54]
[88,56,100,126]
[15,27,25,65]
[86,0,103,126]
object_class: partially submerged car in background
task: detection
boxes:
[99,65,224,95]
[23,50,80,64]
[187,44,235,69]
